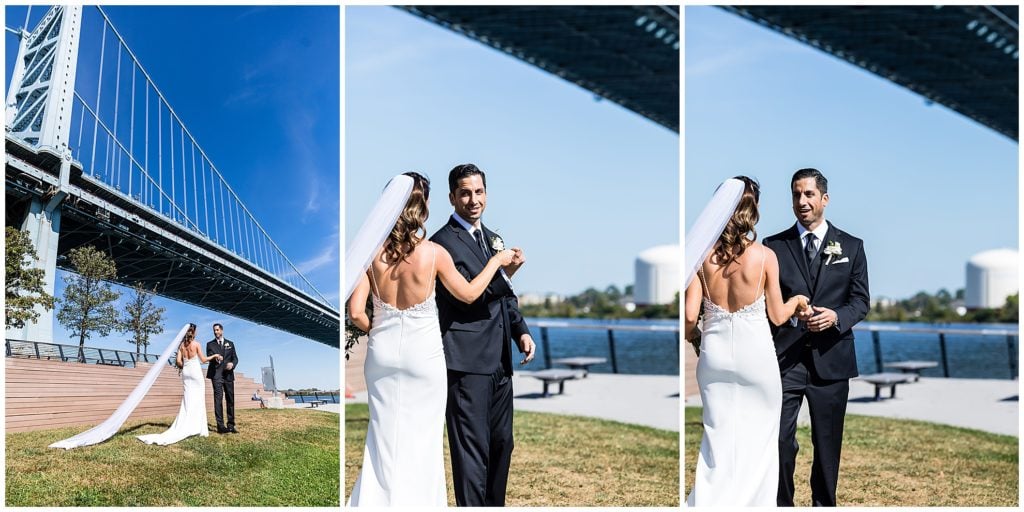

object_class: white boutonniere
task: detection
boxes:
[823,241,843,265]
[490,235,505,252]
[224,342,232,349]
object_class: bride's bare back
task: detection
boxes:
[369,242,437,310]
[700,242,767,312]
[691,242,806,327]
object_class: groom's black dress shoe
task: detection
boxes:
[227,427,239,434]
[216,427,228,434]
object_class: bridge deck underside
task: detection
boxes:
[404,5,679,132]
[6,140,339,347]
[726,5,1019,140]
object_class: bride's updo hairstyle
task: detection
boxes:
[384,172,430,264]
[712,176,760,266]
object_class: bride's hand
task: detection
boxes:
[492,249,515,266]
[792,295,813,319]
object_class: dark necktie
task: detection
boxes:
[473,229,490,259]
[806,233,821,284]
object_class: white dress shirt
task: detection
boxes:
[797,220,829,252]
[451,213,481,235]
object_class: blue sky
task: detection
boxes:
[5,6,340,390]
[685,7,1018,300]
[345,6,679,297]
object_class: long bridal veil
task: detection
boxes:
[684,178,745,288]
[49,324,191,449]
[344,174,414,301]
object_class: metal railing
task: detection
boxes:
[284,391,340,404]
[854,324,1019,379]
[6,338,170,368]
[532,320,680,375]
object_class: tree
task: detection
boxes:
[120,282,165,357]
[56,246,121,361]
[5,227,55,330]
[999,294,1019,323]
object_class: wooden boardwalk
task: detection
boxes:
[6,357,293,432]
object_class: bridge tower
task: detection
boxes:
[6,6,82,342]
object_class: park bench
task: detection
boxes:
[551,356,607,378]
[308,400,326,408]
[858,373,913,400]
[523,369,584,397]
[883,360,938,382]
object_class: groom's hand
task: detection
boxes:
[516,333,536,364]
[226,362,234,371]
[503,248,526,277]
[807,306,838,332]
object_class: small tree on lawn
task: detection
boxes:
[120,282,165,358]
[56,246,120,362]
[5,227,55,330]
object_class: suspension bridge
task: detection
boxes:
[5,6,339,347]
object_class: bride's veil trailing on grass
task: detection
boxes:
[684,178,745,288]
[344,174,414,302]
[49,324,192,449]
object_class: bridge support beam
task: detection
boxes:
[7,159,69,344]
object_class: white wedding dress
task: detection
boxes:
[137,354,209,445]
[348,253,447,507]
[687,274,781,506]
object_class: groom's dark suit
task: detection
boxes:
[206,337,239,431]
[431,215,531,507]
[765,221,869,506]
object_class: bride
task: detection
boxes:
[347,172,514,507]
[138,323,222,446]
[684,176,809,506]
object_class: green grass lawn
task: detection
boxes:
[684,406,1019,506]
[345,403,679,506]
[6,408,339,506]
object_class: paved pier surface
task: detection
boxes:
[348,373,680,432]
[686,376,1018,436]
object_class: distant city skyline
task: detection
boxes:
[685,7,1018,300]
[4,5,340,390]
[345,6,679,297]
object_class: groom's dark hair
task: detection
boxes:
[792,168,828,194]
[448,163,487,193]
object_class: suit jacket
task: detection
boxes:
[764,221,869,380]
[430,216,532,375]
[206,338,239,382]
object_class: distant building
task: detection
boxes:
[634,245,680,306]
[965,249,1019,309]
[518,292,564,306]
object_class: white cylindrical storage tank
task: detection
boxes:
[965,249,1018,309]
[634,245,680,305]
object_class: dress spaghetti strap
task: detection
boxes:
[755,246,766,301]
[697,265,710,299]
[368,253,382,300]
[426,243,437,301]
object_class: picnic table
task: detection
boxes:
[858,373,913,401]
[551,357,607,377]
[883,360,938,382]
[523,369,584,397]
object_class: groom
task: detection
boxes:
[764,168,869,506]
[207,323,239,434]
[431,163,536,507]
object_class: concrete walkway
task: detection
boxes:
[686,377,1018,436]
[347,373,680,432]
[288,402,340,414]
